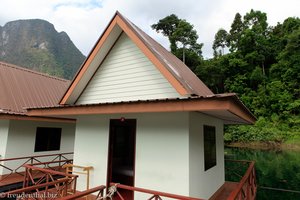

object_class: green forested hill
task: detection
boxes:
[153,10,300,145]
[0,19,86,79]
[199,10,300,144]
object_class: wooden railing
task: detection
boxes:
[109,183,203,200]
[226,160,257,200]
[51,159,256,200]
[57,185,106,200]
[0,156,256,200]
[2,178,71,199]
[0,152,73,183]
[2,164,78,199]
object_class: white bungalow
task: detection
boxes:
[27,12,255,199]
[0,62,75,175]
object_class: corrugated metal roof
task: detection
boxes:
[0,61,70,114]
[29,93,239,110]
[118,12,214,96]
[27,93,256,124]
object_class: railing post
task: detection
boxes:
[23,167,28,188]
[59,154,62,167]
[73,176,77,194]
[45,173,49,195]
[64,179,68,197]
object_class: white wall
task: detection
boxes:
[0,120,9,174]
[135,112,190,199]
[189,112,224,199]
[73,112,190,198]
[73,116,110,191]
[73,112,225,199]
[76,32,181,105]
[1,120,75,175]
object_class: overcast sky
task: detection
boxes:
[0,0,299,58]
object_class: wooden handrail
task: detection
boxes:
[225,159,252,163]
[111,183,203,200]
[57,185,106,200]
[30,159,73,166]
[226,161,257,200]
[23,164,78,178]
[20,164,79,199]
[4,178,69,196]
[0,152,73,162]
[0,152,73,181]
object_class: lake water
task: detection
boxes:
[225,147,300,200]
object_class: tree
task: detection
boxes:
[228,13,244,52]
[151,14,179,51]
[213,28,229,56]
[171,20,201,63]
[207,11,300,143]
[152,14,203,71]
[270,24,300,102]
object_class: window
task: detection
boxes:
[34,127,62,152]
[204,125,216,171]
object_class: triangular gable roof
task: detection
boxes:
[60,11,213,105]
[0,61,70,114]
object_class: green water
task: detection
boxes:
[225,147,300,200]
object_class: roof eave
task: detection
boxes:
[0,113,76,123]
[27,95,256,125]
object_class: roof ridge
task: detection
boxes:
[0,61,69,83]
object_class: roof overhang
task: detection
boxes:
[28,94,256,125]
[0,113,76,123]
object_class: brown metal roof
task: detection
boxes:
[0,61,70,114]
[118,12,214,96]
[27,94,256,125]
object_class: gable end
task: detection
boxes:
[76,33,182,104]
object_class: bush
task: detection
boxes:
[224,116,300,143]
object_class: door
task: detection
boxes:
[107,119,136,200]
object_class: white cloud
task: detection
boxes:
[0,0,299,58]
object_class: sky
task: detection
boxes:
[0,0,299,59]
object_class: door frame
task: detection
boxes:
[106,118,137,191]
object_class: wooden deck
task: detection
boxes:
[73,182,239,200]
[0,172,28,188]
[0,162,256,200]
[210,182,239,200]
[0,167,64,192]
[1,178,241,200]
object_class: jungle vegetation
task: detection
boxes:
[153,9,300,145]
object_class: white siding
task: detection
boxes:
[76,33,181,105]
[1,120,75,175]
[0,120,9,174]
[189,112,224,199]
